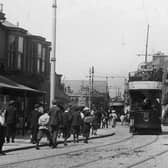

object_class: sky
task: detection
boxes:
[1,0,168,96]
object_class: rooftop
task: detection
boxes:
[64,80,107,94]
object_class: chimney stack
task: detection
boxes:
[0,3,3,12]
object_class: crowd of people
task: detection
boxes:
[0,100,129,155]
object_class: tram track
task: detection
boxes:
[70,135,159,168]
[126,144,168,168]
[0,135,133,167]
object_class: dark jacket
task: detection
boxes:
[30,109,41,128]
[48,105,61,126]
[71,111,81,126]
[5,105,17,124]
[62,112,72,127]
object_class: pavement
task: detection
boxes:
[3,127,115,153]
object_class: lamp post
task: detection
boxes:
[88,67,92,110]
[50,0,57,107]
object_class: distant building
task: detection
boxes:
[151,52,168,104]
[64,80,109,109]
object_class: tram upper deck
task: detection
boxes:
[128,68,163,82]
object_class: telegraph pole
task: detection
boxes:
[145,24,150,63]
[91,66,94,109]
[106,76,108,96]
[88,67,92,110]
[50,0,57,107]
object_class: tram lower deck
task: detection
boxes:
[129,90,162,134]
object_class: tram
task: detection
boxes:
[128,64,162,134]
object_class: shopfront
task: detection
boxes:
[0,75,45,136]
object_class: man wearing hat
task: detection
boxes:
[48,100,62,148]
[82,107,93,143]
[5,100,17,143]
[30,104,41,144]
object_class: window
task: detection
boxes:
[8,35,23,70]
[17,37,23,70]
[37,43,42,73]
[30,42,36,73]
[8,35,17,69]
[42,48,45,72]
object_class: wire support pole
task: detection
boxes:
[50,0,57,107]
[88,67,92,110]
[145,24,149,63]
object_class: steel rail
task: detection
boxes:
[70,135,159,168]
[127,144,168,168]
[0,135,133,167]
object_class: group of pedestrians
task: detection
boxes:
[29,100,98,150]
[0,100,121,155]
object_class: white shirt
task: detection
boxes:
[38,113,50,130]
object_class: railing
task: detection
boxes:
[129,69,163,82]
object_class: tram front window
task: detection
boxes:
[132,96,161,112]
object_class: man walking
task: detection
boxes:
[71,107,81,143]
[83,107,93,143]
[30,104,41,144]
[62,106,72,146]
[48,100,62,148]
[36,111,52,150]
[5,100,17,143]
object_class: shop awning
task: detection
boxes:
[0,75,45,94]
